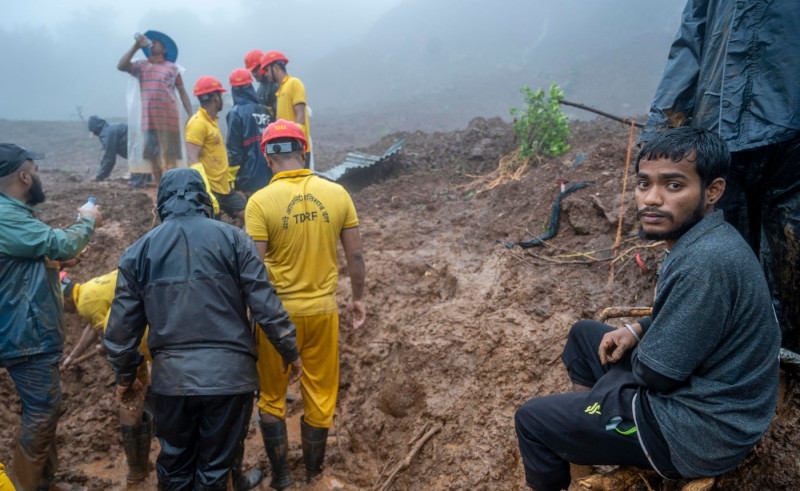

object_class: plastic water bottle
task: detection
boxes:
[134,32,152,47]
[77,197,97,221]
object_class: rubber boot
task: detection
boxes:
[143,387,157,434]
[259,419,291,490]
[120,410,153,484]
[233,468,265,491]
[300,416,328,483]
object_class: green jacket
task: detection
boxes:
[0,192,95,361]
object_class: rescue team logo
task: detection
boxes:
[585,402,601,415]
[252,113,269,127]
[282,193,330,230]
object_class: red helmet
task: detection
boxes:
[229,68,253,87]
[244,49,263,72]
[261,119,308,155]
[260,51,289,72]
[193,76,227,96]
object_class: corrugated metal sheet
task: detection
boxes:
[319,137,405,182]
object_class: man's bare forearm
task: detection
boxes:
[348,253,365,301]
[118,42,139,73]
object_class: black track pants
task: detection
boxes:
[154,392,252,491]
[515,321,653,490]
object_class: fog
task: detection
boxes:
[1,0,685,131]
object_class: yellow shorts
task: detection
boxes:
[256,312,339,428]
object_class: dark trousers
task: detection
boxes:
[515,321,653,491]
[154,392,252,491]
[1,352,62,491]
[717,137,800,352]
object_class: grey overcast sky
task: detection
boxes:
[0,0,405,120]
[1,0,685,127]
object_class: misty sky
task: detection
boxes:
[1,0,685,127]
[0,0,404,120]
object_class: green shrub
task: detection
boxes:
[510,82,571,159]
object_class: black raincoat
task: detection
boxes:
[639,0,800,352]
[104,168,298,394]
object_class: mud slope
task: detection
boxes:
[0,117,797,490]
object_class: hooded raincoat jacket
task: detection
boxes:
[104,168,298,394]
[88,116,128,180]
[639,0,800,151]
[226,85,272,192]
[0,193,96,361]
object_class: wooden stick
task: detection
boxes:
[73,349,99,366]
[558,100,645,128]
[599,307,653,323]
[374,422,443,491]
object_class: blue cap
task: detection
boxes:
[142,30,178,63]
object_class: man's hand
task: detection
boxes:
[598,324,641,365]
[136,35,151,49]
[116,379,145,411]
[62,354,76,371]
[78,206,103,228]
[347,300,366,329]
[282,357,303,385]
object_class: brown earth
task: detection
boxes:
[1,117,798,490]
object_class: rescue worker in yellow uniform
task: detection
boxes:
[260,52,312,167]
[245,120,366,488]
[186,76,247,219]
[61,270,153,485]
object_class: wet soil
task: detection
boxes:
[0,117,798,490]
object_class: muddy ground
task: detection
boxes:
[1,116,798,490]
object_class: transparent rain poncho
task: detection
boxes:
[126,55,188,174]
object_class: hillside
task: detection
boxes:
[0,116,798,490]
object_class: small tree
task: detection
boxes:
[510,82,570,159]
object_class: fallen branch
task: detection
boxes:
[373,422,443,491]
[558,100,644,128]
[72,349,99,366]
[599,307,653,323]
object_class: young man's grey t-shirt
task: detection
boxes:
[631,210,780,477]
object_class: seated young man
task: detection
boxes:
[514,127,780,490]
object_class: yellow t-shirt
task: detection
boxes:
[245,169,358,316]
[275,75,311,145]
[74,270,151,361]
[0,463,14,491]
[189,163,221,215]
[74,270,118,331]
[185,107,230,194]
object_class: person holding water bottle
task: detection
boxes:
[0,143,102,490]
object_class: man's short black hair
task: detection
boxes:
[197,92,219,104]
[264,136,304,161]
[636,127,730,187]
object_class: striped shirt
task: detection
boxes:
[131,59,182,132]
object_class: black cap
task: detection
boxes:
[0,143,44,177]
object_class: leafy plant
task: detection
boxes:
[510,82,571,159]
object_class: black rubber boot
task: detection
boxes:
[120,410,153,484]
[143,386,157,433]
[300,416,328,482]
[233,468,265,491]
[260,419,292,490]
